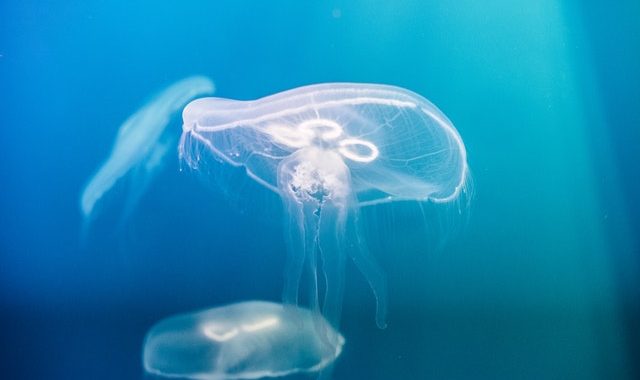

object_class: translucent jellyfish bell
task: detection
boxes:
[80,76,215,222]
[143,301,345,380]
[179,83,469,328]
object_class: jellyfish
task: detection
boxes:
[143,301,345,380]
[80,76,215,223]
[179,83,469,329]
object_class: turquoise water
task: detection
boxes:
[1,1,638,379]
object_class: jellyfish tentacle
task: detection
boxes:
[318,201,347,329]
[281,197,306,306]
[302,201,321,315]
[347,208,389,329]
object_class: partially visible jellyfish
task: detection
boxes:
[80,76,215,224]
[179,83,469,329]
[143,301,345,380]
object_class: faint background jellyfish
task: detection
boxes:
[179,83,470,329]
[143,301,345,380]
[79,76,215,234]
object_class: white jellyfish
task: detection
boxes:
[179,83,469,329]
[80,76,215,222]
[143,301,345,380]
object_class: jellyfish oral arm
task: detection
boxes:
[277,147,388,329]
[279,156,321,313]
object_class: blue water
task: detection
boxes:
[1,1,638,379]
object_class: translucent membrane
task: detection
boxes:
[143,301,345,380]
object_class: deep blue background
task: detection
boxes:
[1,1,638,379]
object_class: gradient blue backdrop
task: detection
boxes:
[1,1,638,379]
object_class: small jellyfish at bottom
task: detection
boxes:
[143,301,345,380]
